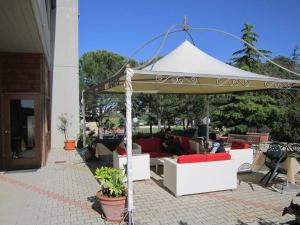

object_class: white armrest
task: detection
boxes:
[113,151,150,181]
[229,148,254,171]
[163,159,178,195]
[132,143,142,154]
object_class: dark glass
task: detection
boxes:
[10,100,36,159]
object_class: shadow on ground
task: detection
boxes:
[76,148,113,175]
[238,172,286,192]
[236,218,300,225]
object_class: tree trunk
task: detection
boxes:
[194,127,198,138]
[182,119,185,129]
[157,117,162,131]
[150,122,153,135]
[187,120,191,128]
[98,121,104,140]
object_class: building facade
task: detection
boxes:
[0,0,79,170]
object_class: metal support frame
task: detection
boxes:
[81,90,86,148]
[125,67,134,225]
[206,95,209,145]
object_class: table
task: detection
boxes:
[251,152,300,184]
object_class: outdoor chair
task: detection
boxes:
[260,142,287,187]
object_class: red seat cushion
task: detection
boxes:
[116,146,126,155]
[206,153,231,161]
[231,141,250,150]
[177,153,231,164]
[177,154,207,163]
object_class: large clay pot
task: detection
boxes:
[96,191,126,222]
[64,140,76,150]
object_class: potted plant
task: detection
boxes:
[95,167,126,222]
[57,113,75,150]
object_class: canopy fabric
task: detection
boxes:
[99,40,300,94]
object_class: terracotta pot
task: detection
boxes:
[96,191,126,222]
[64,140,76,150]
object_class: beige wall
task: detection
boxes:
[51,0,79,148]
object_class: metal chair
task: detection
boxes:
[260,142,287,187]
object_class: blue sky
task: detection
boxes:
[79,0,300,63]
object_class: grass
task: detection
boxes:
[135,127,160,134]
[135,125,184,134]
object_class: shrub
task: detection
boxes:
[95,167,126,197]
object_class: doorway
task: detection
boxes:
[1,94,40,170]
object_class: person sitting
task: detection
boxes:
[208,132,225,154]
[161,128,185,155]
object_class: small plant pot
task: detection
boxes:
[96,191,126,222]
[64,140,76,150]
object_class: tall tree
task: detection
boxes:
[292,45,300,62]
[211,23,283,135]
[231,23,271,72]
[132,94,158,134]
[261,55,299,80]
[272,94,300,142]
[178,95,206,130]
[291,45,300,73]
[79,50,137,138]
[211,94,284,134]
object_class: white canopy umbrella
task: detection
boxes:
[98,40,300,225]
[98,41,300,94]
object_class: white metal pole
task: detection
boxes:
[81,90,87,148]
[206,95,209,146]
[125,66,134,225]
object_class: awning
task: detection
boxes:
[98,40,300,94]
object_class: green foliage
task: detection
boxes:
[95,167,126,197]
[118,117,125,127]
[231,23,271,71]
[272,95,300,142]
[261,56,299,80]
[77,130,96,147]
[177,95,206,128]
[80,50,137,137]
[211,94,284,134]
[132,94,206,134]
[212,23,300,142]
[79,50,136,86]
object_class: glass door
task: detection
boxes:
[3,94,40,170]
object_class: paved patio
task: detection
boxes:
[0,148,298,225]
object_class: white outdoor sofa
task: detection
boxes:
[229,148,254,172]
[113,144,150,181]
[163,154,238,197]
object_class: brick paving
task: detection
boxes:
[0,148,299,225]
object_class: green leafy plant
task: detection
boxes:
[78,130,96,147]
[57,113,73,140]
[95,167,126,197]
